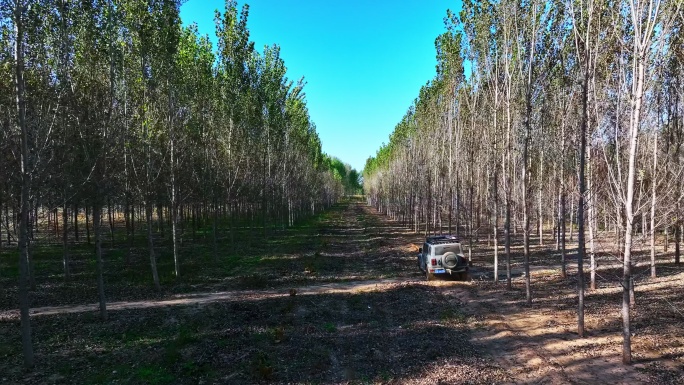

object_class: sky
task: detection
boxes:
[180,0,462,172]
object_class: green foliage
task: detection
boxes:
[322,154,363,195]
[323,322,337,333]
[135,366,175,385]
[0,0,350,275]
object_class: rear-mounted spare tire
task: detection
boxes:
[443,252,459,269]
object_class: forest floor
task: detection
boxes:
[1,198,683,384]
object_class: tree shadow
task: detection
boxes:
[0,283,508,384]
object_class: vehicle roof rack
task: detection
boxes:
[426,235,460,244]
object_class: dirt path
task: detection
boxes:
[4,281,652,383]
[458,283,650,384]
[0,278,413,319]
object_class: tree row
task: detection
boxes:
[363,0,683,364]
[1,0,349,367]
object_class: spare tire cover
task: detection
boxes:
[443,252,458,268]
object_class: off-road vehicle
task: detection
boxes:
[417,235,469,281]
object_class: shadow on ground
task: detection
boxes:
[0,283,508,385]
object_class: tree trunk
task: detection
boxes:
[448,188,453,235]
[62,203,70,280]
[523,156,531,304]
[171,161,179,278]
[73,203,79,243]
[616,204,622,255]
[588,148,596,291]
[523,64,533,304]
[675,222,680,265]
[213,198,218,260]
[569,198,575,241]
[93,203,108,320]
[505,110,512,291]
[85,203,91,245]
[493,170,499,284]
[14,0,34,366]
[230,200,236,250]
[169,80,180,275]
[27,205,36,291]
[147,200,160,290]
[157,203,164,238]
[4,202,11,246]
[621,37,649,367]
[556,181,560,251]
[107,196,114,249]
[179,203,186,245]
[124,195,131,264]
[0,199,3,249]
[469,181,474,267]
[192,203,197,242]
[561,189,567,279]
[505,197,511,290]
[577,62,589,338]
[650,131,658,278]
[538,152,544,246]
[53,207,58,239]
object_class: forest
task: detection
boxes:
[1,0,684,383]
[364,0,683,366]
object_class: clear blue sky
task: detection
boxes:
[180,0,461,172]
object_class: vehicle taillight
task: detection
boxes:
[431,259,437,266]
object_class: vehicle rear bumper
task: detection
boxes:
[428,267,468,275]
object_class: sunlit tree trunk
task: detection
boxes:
[577,59,589,338]
[588,148,596,291]
[539,151,544,246]
[650,129,658,278]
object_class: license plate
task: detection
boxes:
[434,268,445,274]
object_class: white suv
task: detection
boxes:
[418,235,469,280]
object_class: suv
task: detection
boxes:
[418,235,469,281]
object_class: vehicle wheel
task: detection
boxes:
[426,270,436,281]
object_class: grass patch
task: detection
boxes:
[251,351,275,381]
[136,365,175,385]
[323,322,337,333]
[440,308,468,324]
[163,326,199,366]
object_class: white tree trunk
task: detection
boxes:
[650,130,658,278]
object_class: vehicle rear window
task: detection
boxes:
[434,244,462,255]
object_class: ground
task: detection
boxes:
[0,198,683,384]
